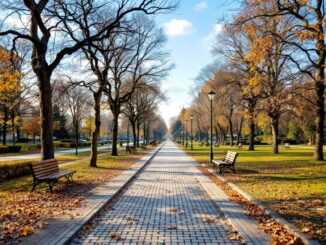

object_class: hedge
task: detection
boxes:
[17,138,30,143]
[0,161,30,180]
[54,142,91,148]
[0,145,22,154]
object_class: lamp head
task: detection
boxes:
[208,91,216,101]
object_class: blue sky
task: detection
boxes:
[156,0,239,127]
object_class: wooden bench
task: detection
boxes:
[29,159,75,193]
[141,143,147,150]
[284,143,290,148]
[212,151,238,174]
[199,142,204,147]
[214,142,220,147]
[126,145,137,154]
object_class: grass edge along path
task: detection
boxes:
[0,147,153,244]
[178,142,325,244]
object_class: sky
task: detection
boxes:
[155,0,239,127]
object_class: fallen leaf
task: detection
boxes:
[167,225,177,230]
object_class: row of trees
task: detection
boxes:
[0,0,172,166]
[172,0,325,160]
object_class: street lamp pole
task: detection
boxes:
[179,128,181,144]
[208,91,216,163]
[190,115,194,150]
[127,121,130,146]
[185,120,188,146]
[182,125,184,145]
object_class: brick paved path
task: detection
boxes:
[71,142,243,244]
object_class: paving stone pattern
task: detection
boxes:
[71,142,239,244]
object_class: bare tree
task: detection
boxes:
[0,0,176,160]
[124,83,165,147]
[55,81,92,155]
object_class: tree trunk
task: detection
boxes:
[314,35,325,160]
[2,107,7,145]
[12,115,15,146]
[248,103,255,151]
[236,117,243,145]
[75,119,79,156]
[111,111,119,156]
[228,118,234,146]
[136,123,140,147]
[314,83,325,160]
[248,120,255,151]
[131,121,137,148]
[271,116,279,154]
[90,91,102,167]
[37,73,54,160]
[143,122,146,144]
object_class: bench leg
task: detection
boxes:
[232,166,236,174]
[31,179,37,192]
[66,174,74,183]
[219,165,223,174]
[47,182,54,193]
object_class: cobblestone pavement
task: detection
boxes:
[71,141,240,244]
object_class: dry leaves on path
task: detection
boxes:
[167,224,177,230]
[108,232,124,241]
[0,189,84,243]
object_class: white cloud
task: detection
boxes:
[163,19,194,36]
[194,2,207,11]
[202,23,224,48]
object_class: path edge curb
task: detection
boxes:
[207,168,320,245]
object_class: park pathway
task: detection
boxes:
[71,141,266,244]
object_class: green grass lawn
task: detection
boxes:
[181,142,326,242]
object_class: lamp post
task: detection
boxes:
[127,121,130,146]
[190,115,194,150]
[185,120,188,146]
[182,125,184,145]
[208,91,216,162]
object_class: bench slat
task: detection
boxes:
[38,170,76,180]
[32,164,59,171]
[30,159,57,166]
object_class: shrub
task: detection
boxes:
[242,139,268,145]
[0,146,9,153]
[0,162,31,180]
[16,138,30,143]
[22,144,41,151]
[7,146,22,153]
[0,145,22,154]
[60,139,74,143]
[54,142,91,148]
